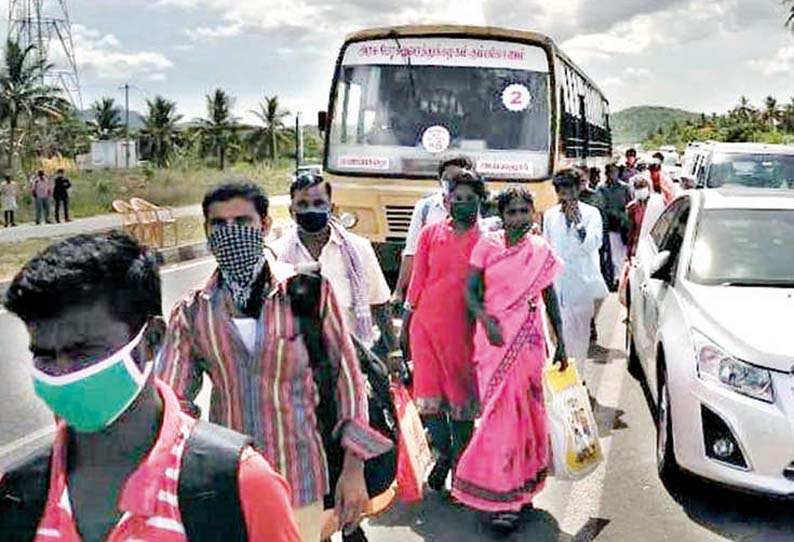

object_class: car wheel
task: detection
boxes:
[657,372,680,484]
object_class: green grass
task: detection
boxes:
[10,163,294,224]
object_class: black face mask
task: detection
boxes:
[295,210,330,233]
[450,200,479,225]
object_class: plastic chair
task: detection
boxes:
[112,200,142,240]
[130,197,178,248]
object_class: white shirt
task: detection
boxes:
[543,202,608,307]
[403,191,502,256]
[639,193,667,241]
[271,225,391,333]
[232,317,258,354]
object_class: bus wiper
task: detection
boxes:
[720,280,794,288]
[388,30,418,108]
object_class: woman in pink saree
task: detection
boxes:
[452,187,567,533]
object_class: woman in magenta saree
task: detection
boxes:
[452,187,567,533]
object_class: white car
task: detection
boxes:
[627,188,794,496]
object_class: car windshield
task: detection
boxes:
[707,152,794,189]
[327,37,551,179]
[688,209,794,286]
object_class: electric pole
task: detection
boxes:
[122,82,130,168]
[8,0,83,108]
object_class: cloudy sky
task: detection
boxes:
[3,0,793,122]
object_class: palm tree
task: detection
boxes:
[0,39,67,167]
[89,97,123,140]
[251,95,290,162]
[140,96,182,168]
[787,1,794,30]
[762,96,780,130]
[785,97,794,133]
[196,88,238,169]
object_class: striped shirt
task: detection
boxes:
[158,259,392,507]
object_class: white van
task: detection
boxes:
[681,141,794,189]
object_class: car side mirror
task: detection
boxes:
[650,250,672,281]
[317,111,328,133]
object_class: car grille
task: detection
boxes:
[385,205,414,236]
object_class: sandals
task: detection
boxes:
[489,512,521,533]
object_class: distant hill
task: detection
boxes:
[78,109,146,130]
[612,106,701,145]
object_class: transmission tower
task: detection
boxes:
[8,0,82,108]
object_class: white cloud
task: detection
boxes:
[185,23,243,41]
[67,24,173,81]
[749,45,794,76]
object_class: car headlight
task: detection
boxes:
[338,212,359,230]
[694,330,774,403]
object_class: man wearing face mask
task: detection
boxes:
[158,182,392,542]
[272,173,395,358]
[598,163,633,288]
[626,175,653,257]
[0,231,300,542]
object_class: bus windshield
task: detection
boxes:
[327,37,551,179]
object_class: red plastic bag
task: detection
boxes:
[392,382,433,502]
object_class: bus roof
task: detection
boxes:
[341,25,608,101]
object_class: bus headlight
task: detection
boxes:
[695,331,774,403]
[339,212,359,230]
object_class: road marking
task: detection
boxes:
[0,425,55,462]
[559,298,629,537]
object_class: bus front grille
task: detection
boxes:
[385,205,414,235]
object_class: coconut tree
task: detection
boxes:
[88,97,123,140]
[0,39,68,167]
[251,95,290,162]
[196,88,238,169]
[787,1,794,30]
[140,96,183,168]
[784,97,794,133]
[762,96,780,130]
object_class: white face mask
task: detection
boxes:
[635,188,650,201]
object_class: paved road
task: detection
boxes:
[2,261,793,540]
[0,195,290,244]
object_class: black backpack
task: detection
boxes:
[0,421,252,542]
[286,272,398,509]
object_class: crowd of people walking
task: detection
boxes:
[1,147,688,541]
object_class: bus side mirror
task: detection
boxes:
[318,111,328,133]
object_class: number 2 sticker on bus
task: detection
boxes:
[502,84,531,112]
[421,125,451,154]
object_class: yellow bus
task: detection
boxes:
[318,25,612,275]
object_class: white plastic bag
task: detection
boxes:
[544,362,603,481]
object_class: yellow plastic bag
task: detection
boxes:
[543,361,603,481]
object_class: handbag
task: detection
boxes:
[392,382,433,502]
[543,362,603,481]
[286,272,398,509]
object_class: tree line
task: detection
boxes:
[0,39,319,172]
[644,95,794,150]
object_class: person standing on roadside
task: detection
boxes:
[1,175,18,227]
[31,169,53,225]
[0,231,300,542]
[543,170,608,381]
[403,166,487,492]
[598,163,632,288]
[158,182,392,542]
[453,187,566,534]
[53,168,72,223]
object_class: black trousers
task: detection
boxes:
[54,197,69,222]
[3,210,14,226]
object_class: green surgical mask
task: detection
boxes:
[31,326,153,433]
[450,200,479,225]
